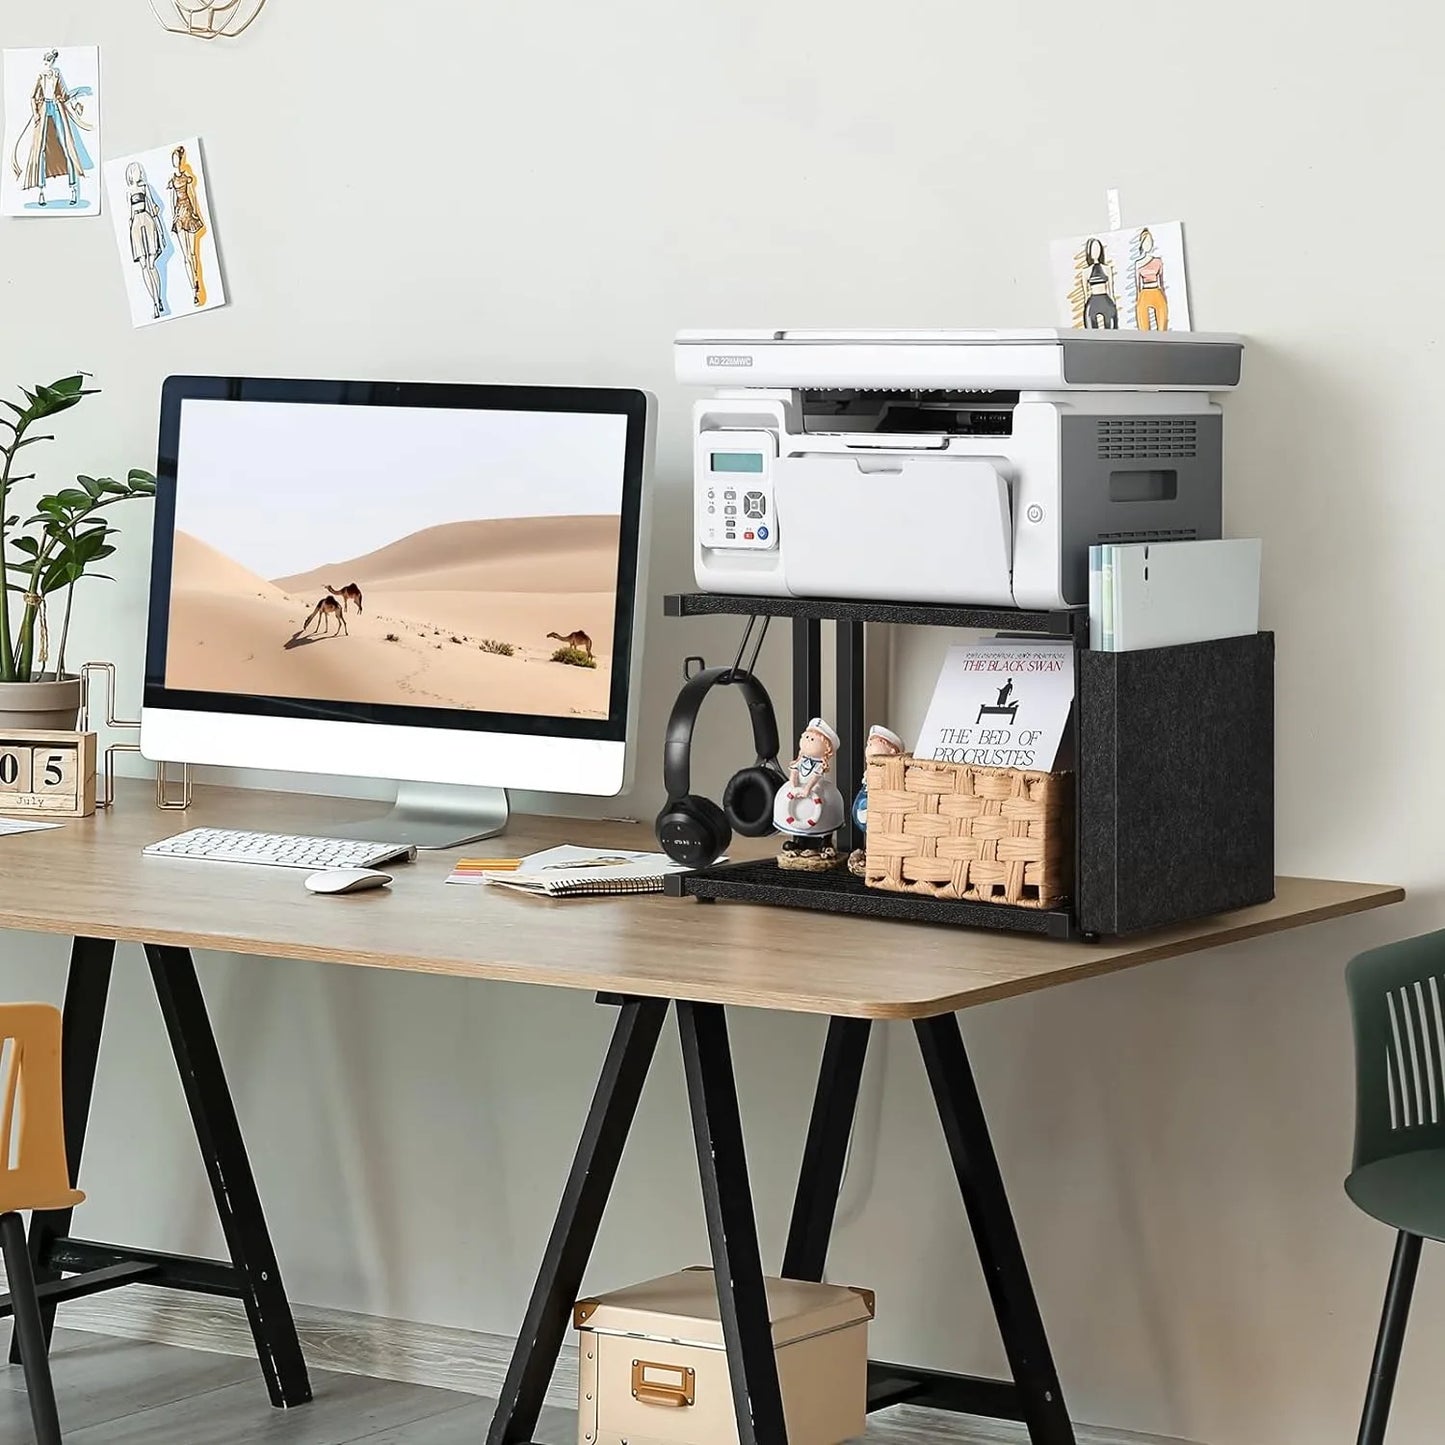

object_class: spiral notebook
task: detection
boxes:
[467,845,687,897]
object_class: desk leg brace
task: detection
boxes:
[678,1001,790,1445]
[488,997,668,1445]
[144,945,311,1409]
[783,1015,1075,1445]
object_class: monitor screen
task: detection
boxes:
[144,378,649,748]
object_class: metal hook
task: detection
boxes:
[726,614,771,683]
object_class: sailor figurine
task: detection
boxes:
[848,724,905,875]
[774,717,846,871]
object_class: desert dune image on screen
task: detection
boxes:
[164,400,628,719]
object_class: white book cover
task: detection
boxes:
[914,639,1074,772]
[1110,539,1261,652]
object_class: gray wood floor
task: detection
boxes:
[0,1330,574,1445]
[0,1327,1189,1445]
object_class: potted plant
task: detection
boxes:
[0,376,156,730]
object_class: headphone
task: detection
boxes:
[656,665,786,867]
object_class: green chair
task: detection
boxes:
[1346,931,1445,1443]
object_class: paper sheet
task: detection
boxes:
[1050,220,1191,332]
[103,135,226,327]
[1,45,102,216]
[0,816,64,836]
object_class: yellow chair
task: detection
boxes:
[1,1004,84,1445]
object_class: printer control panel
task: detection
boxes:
[697,430,777,551]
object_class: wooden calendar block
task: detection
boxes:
[0,731,96,818]
[0,744,33,795]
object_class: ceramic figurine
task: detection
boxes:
[774,717,846,871]
[848,725,905,875]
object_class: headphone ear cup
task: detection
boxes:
[723,762,786,838]
[655,794,731,868]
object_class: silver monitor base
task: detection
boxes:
[320,782,510,850]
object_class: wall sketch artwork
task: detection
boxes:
[1,46,102,216]
[1051,221,1191,332]
[103,137,227,327]
[149,1,269,40]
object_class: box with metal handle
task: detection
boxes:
[574,1268,874,1445]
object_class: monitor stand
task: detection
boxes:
[320,781,510,851]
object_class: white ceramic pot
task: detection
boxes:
[0,674,83,731]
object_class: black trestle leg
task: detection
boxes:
[781,1017,871,1282]
[2,1212,63,1445]
[145,945,311,1409]
[1358,1231,1421,1445]
[11,935,115,1366]
[487,996,669,1445]
[678,1000,789,1445]
[915,1013,1075,1445]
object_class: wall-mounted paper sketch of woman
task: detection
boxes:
[124,163,167,320]
[167,145,207,305]
[11,49,94,208]
[1081,238,1119,329]
[1133,227,1169,331]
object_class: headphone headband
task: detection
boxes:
[662,667,781,803]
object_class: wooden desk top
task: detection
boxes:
[0,782,1404,1020]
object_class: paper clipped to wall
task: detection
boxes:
[1051,220,1190,332]
[914,639,1074,772]
[1,45,102,217]
[103,136,226,328]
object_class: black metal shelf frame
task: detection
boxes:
[663,593,1087,938]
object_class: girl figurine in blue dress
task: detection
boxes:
[774,718,846,871]
[848,725,905,874]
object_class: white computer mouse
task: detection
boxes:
[304,868,394,895]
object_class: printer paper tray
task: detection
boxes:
[777,453,1013,606]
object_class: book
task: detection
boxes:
[913,637,1074,772]
[459,844,688,897]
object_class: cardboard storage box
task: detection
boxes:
[574,1268,874,1445]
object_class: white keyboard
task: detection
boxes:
[144,828,417,871]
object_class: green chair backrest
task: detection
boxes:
[1347,930,1445,1170]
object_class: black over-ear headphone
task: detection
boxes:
[656,666,786,868]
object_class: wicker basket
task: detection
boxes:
[863,754,1072,909]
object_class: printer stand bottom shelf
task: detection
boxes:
[666,858,1076,938]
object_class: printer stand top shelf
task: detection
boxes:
[663,592,1088,639]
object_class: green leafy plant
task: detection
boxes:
[0,376,156,683]
[550,644,596,669]
[479,638,515,656]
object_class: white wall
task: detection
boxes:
[2,4,1443,1442]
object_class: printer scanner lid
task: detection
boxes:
[675,328,1243,392]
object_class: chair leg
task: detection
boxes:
[1359,1231,1422,1445]
[1,1212,64,1445]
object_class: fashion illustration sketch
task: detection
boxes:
[124,163,167,319]
[1052,220,1192,331]
[1133,228,1168,330]
[168,144,207,305]
[1079,238,1119,329]
[1,46,102,216]
[104,136,227,329]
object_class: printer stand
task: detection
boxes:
[663,593,1275,939]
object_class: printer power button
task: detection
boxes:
[1026,504,1044,524]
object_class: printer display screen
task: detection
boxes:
[710,452,766,474]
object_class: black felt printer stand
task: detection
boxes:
[1077,633,1275,935]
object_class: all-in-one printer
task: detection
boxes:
[675,329,1244,609]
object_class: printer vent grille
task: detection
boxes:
[1096,418,1198,460]
[1098,527,1200,544]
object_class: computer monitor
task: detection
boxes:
[141,376,652,846]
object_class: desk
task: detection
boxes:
[0,780,1404,1445]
